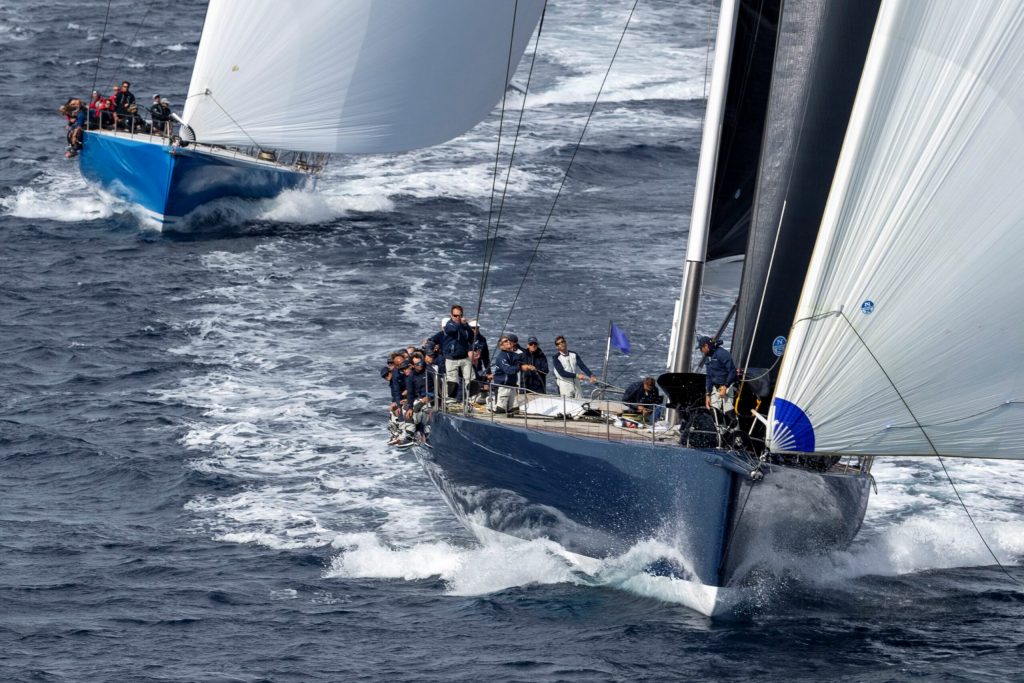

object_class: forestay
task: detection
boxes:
[768,0,1024,459]
[181,0,545,153]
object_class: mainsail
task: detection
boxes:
[731,0,879,373]
[181,0,545,153]
[769,0,1024,459]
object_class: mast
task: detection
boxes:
[667,0,741,373]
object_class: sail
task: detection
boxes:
[705,0,780,261]
[731,0,879,372]
[180,0,545,153]
[769,0,1024,459]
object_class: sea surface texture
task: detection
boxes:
[2,1,1022,681]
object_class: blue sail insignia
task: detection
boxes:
[771,398,815,452]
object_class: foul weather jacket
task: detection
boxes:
[704,345,737,393]
[521,349,548,394]
[442,320,472,360]
[623,381,662,412]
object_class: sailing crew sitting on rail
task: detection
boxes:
[552,335,597,399]
[88,90,111,129]
[623,376,663,423]
[389,354,407,414]
[492,335,535,413]
[63,100,86,156]
[403,358,432,440]
[442,305,473,402]
[698,335,737,414]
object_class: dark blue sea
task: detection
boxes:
[2,1,1022,680]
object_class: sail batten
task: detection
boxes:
[769,0,1024,460]
[181,0,545,153]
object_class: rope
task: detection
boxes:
[475,1,546,323]
[814,309,1020,585]
[106,8,152,86]
[498,0,640,338]
[202,91,261,150]
[89,0,114,94]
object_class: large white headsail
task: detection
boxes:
[181,0,545,153]
[768,0,1024,459]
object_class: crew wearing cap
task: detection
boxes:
[491,335,536,412]
[467,319,489,371]
[521,335,548,394]
[149,93,171,136]
[698,335,737,414]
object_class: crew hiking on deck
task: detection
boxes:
[57,79,179,157]
[378,304,621,447]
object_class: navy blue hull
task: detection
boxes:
[420,414,871,589]
[78,131,311,224]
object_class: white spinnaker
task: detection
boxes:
[768,0,1024,459]
[181,0,545,153]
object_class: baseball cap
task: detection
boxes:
[527,336,538,344]
[507,334,518,344]
[468,320,479,328]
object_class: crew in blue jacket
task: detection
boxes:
[492,335,535,412]
[623,376,662,421]
[442,305,473,400]
[521,336,548,394]
[698,335,737,414]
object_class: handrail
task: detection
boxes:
[423,369,871,473]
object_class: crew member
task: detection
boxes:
[698,335,737,415]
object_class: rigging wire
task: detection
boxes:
[89,0,114,94]
[803,309,1021,586]
[202,91,261,150]
[475,0,543,323]
[105,8,152,87]
[497,0,641,338]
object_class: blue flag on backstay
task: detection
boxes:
[610,323,631,355]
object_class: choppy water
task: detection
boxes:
[2,1,1022,681]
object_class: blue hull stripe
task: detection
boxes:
[78,132,310,223]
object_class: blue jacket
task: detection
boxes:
[404,368,431,407]
[492,349,522,387]
[521,348,548,394]
[623,380,662,412]
[472,332,490,370]
[390,368,406,404]
[704,343,737,393]
[442,320,472,360]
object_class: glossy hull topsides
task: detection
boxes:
[78,131,311,224]
[420,413,871,592]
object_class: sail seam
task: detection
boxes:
[807,308,1021,586]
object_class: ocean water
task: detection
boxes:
[2,1,1022,681]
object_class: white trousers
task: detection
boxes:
[556,378,581,399]
[445,357,472,395]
